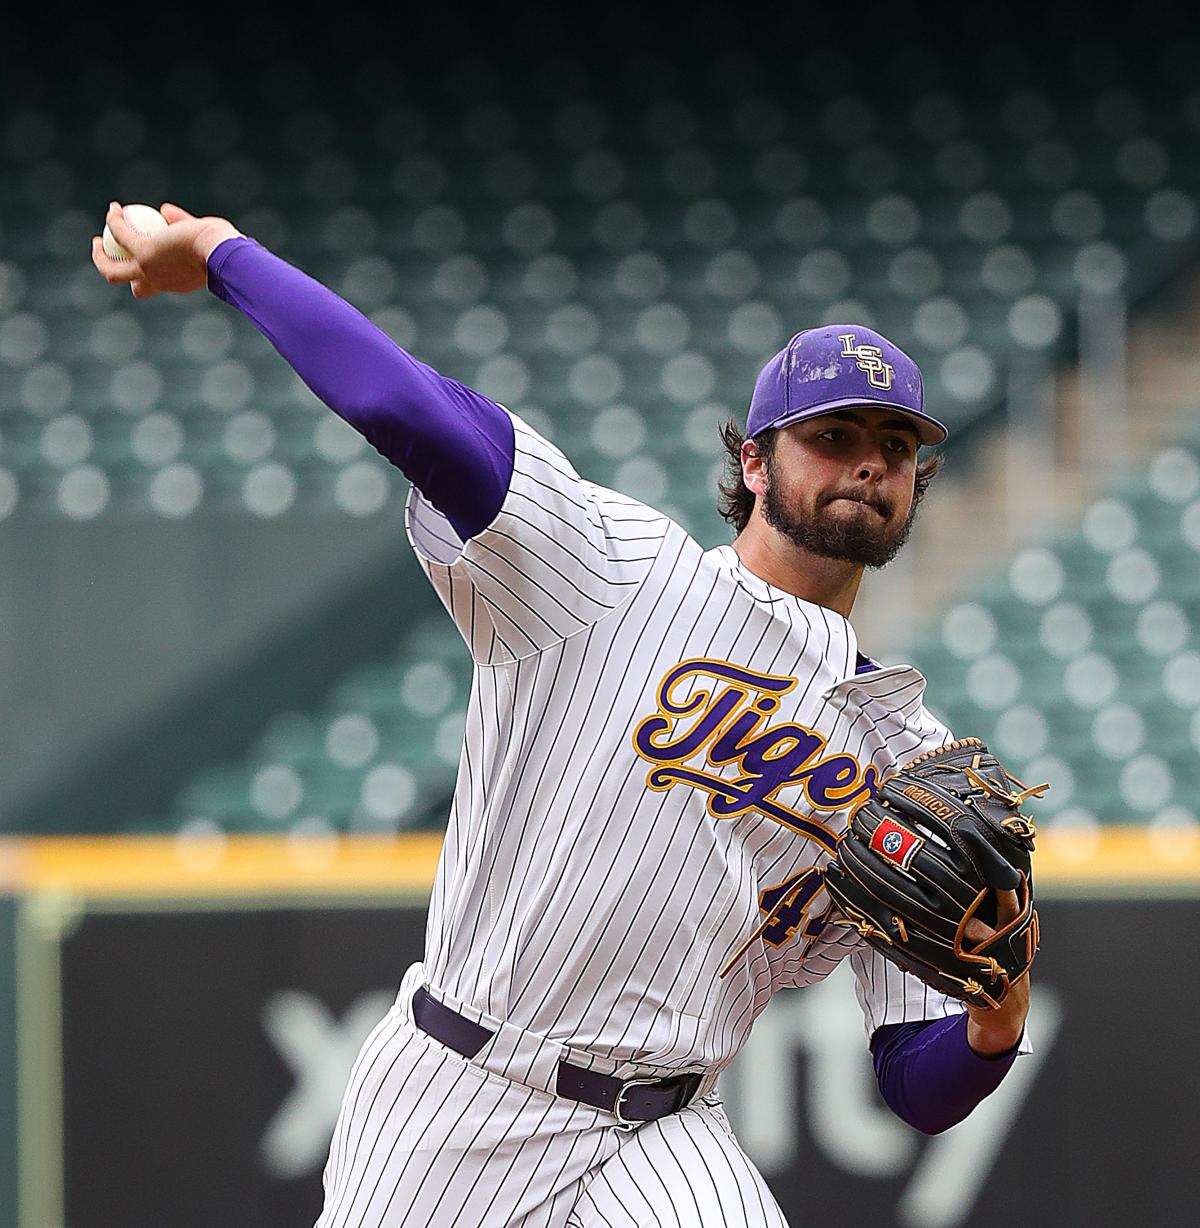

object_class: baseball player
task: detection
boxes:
[93,202,1033,1228]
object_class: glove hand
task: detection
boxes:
[822,736,1045,1011]
[965,888,1030,1054]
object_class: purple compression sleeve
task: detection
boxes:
[206,236,515,541]
[871,1013,1019,1135]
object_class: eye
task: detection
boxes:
[886,437,915,456]
[818,428,848,443]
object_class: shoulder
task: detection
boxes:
[516,410,706,535]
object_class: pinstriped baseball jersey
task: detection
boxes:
[403,408,963,1077]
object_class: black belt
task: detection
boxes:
[411,988,703,1127]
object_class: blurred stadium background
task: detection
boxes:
[1,4,1198,1225]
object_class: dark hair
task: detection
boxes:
[716,419,945,536]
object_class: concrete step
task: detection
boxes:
[854,271,1200,660]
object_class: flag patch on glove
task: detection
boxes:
[870,817,924,870]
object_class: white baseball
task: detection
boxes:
[102,203,169,261]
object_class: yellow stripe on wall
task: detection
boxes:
[0,827,1196,898]
[0,833,444,897]
[1032,825,1200,887]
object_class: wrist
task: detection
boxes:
[196,220,243,263]
[965,970,1030,1057]
[966,1002,1026,1056]
[966,1019,1022,1057]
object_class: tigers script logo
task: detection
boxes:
[632,659,878,851]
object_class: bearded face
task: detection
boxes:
[761,468,919,567]
[756,415,923,568]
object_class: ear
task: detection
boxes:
[741,439,769,498]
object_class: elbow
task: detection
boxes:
[903,1111,964,1137]
[877,1069,977,1135]
[334,392,427,468]
[888,1100,965,1135]
[888,1093,990,1136]
[336,390,415,436]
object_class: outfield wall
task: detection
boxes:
[0,831,1194,1227]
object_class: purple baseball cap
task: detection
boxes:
[747,325,948,445]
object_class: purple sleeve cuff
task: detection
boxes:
[871,1013,1019,1135]
[206,236,514,541]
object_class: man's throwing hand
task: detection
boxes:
[91,201,241,299]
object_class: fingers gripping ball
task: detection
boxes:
[822,737,1047,1009]
[102,203,168,260]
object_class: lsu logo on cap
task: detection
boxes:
[869,816,924,870]
[838,333,894,390]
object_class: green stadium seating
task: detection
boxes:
[4,41,1200,526]
[6,23,1200,836]
[908,432,1200,830]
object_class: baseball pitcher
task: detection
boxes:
[93,202,1040,1228]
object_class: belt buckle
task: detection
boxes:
[613,1077,661,1130]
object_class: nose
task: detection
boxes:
[855,443,888,482]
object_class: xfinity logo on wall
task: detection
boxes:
[257,971,1060,1228]
[259,990,396,1180]
[721,972,1061,1228]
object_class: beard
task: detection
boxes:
[762,471,920,569]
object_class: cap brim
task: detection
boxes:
[762,397,948,446]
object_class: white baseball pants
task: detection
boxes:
[315,970,788,1228]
